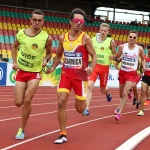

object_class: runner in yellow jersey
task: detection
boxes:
[82,23,116,116]
[46,8,97,144]
[11,9,52,139]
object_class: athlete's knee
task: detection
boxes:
[23,98,31,107]
[141,91,146,96]
[76,104,85,113]
[75,100,86,113]
[101,89,106,94]
[14,100,23,107]
[100,87,106,94]
[87,83,94,90]
[58,97,67,110]
[122,91,127,97]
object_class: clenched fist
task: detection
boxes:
[45,66,55,74]
[85,67,93,76]
[12,62,18,70]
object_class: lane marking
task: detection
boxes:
[0,98,121,108]
[0,101,74,109]
[0,103,121,122]
[116,126,150,150]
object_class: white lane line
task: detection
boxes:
[0,99,14,101]
[0,99,121,109]
[116,126,150,150]
[0,96,76,102]
[2,109,150,150]
[0,94,120,97]
[0,101,74,109]
[0,94,59,96]
[0,104,120,122]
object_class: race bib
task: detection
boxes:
[122,56,135,70]
[145,62,150,70]
[64,52,82,69]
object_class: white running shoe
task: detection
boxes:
[54,134,67,144]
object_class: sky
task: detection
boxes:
[95,7,149,24]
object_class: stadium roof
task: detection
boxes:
[0,0,150,15]
[68,0,150,13]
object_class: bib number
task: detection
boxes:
[64,52,82,69]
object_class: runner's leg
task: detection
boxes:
[20,79,40,130]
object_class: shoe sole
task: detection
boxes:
[115,116,120,121]
[15,138,24,139]
[55,141,67,144]
[81,113,89,116]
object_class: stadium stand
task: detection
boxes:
[0,6,149,68]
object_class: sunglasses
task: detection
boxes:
[32,18,43,22]
[72,18,85,24]
[129,36,137,40]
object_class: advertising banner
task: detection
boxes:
[1,62,142,88]
[0,62,7,86]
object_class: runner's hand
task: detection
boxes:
[12,62,18,70]
[41,58,47,68]
[139,73,143,78]
[143,66,146,72]
[85,67,93,75]
[46,67,55,74]
[109,55,114,60]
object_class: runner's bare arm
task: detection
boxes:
[46,35,64,73]
[139,46,145,71]
[110,40,116,55]
[83,34,97,73]
[45,36,52,61]
[109,44,124,61]
[11,39,20,70]
[140,62,143,75]
[42,36,52,68]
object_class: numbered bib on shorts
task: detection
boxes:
[64,52,82,69]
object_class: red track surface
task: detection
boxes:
[0,87,150,150]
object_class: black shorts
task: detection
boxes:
[142,75,150,86]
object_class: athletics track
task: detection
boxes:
[0,87,150,150]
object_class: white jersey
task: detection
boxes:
[121,43,139,72]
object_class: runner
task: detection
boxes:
[114,58,135,115]
[132,43,144,108]
[109,30,145,121]
[137,45,150,116]
[11,9,52,139]
[82,23,116,116]
[46,8,97,143]
[144,44,150,106]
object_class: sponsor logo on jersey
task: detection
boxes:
[70,43,73,47]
